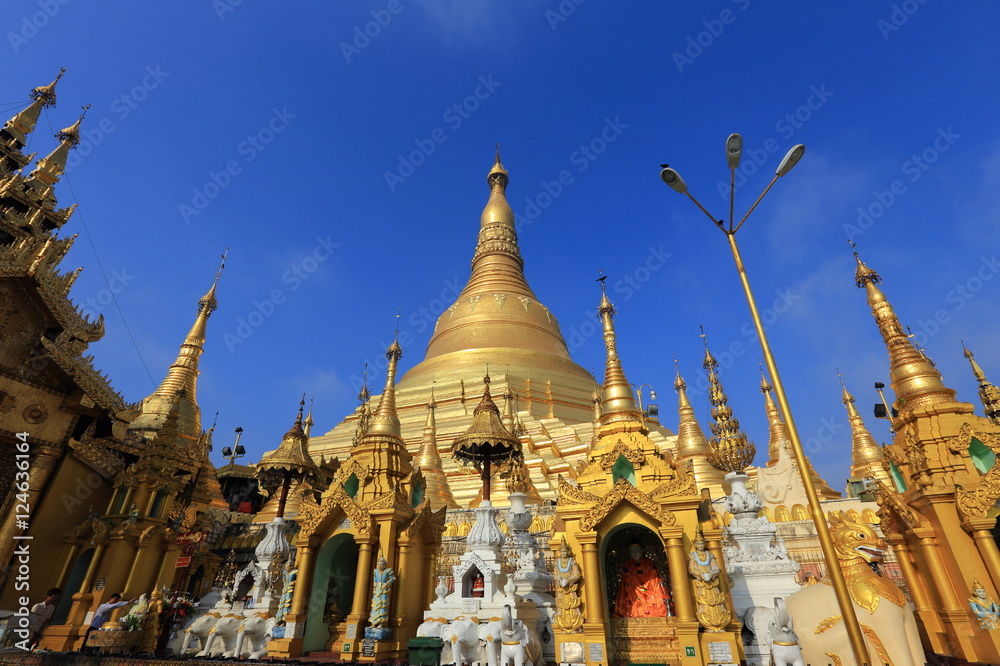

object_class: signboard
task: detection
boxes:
[560,642,584,663]
[175,555,191,568]
[461,599,480,613]
[361,638,376,657]
[95,578,106,591]
[587,643,603,661]
[346,623,357,639]
[708,641,734,661]
[685,646,696,657]
[337,517,352,530]
[175,531,205,545]
[343,643,351,652]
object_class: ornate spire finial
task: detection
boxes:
[702,332,755,473]
[760,366,792,466]
[853,249,956,414]
[304,394,315,437]
[674,358,712,463]
[2,68,67,152]
[841,378,890,484]
[358,363,370,403]
[961,341,1000,424]
[198,248,227,316]
[29,68,66,108]
[28,104,91,186]
[367,334,403,438]
[597,277,641,426]
[415,383,458,509]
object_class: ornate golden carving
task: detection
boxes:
[947,421,1000,454]
[649,461,696,498]
[580,478,673,532]
[956,463,1000,521]
[22,403,47,424]
[872,480,921,529]
[862,624,896,666]
[298,482,371,537]
[552,538,583,633]
[598,439,645,471]
[828,511,906,613]
[815,614,842,634]
[555,475,600,506]
[608,617,679,663]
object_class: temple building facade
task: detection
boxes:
[3,71,1000,665]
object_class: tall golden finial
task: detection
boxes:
[366,333,403,438]
[759,363,792,466]
[2,68,66,149]
[415,385,459,509]
[853,250,956,415]
[304,394,315,438]
[840,375,891,484]
[962,341,1000,424]
[29,104,90,186]
[701,329,756,472]
[473,147,518,269]
[674,358,709,458]
[597,273,642,426]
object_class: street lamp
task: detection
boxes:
[658,135,871,666]
[630,383,657,419]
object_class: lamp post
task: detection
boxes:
[658,134,872,666]
[630,383,657,425]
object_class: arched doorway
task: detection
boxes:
[600,523,676,664]
[52,548,94,625]
[303,533,359,653]
[185,565,205,600]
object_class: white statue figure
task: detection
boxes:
[969,578,1000,631]
[233,612,276,659]
[365,554,397,639]
[768,598,804,666]
[440,617,483,666]
[198,613,243,657]
[180,611,220,655]
[498,604,542,666]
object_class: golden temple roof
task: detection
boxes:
[257,399,319,478]
[29,104,89,188]
[2,68,64,149]
[452,374,521,465]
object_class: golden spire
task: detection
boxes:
[29,103,89,187]
[591,383,603,423]
[674,361,709,458]
[257,397,319,482]
[962,341,1000,424]
[841,377,891,485]
[304,394,315,438]
[415,387,459,509]
[760,368,792,466]
[152,250,225,403]
[854,251,956,414]
[502,380,516,433]
[400,151,594,395]
[597,278,642,426]
[2,68,65,149]
[702,332,756,472]
[366,338,403,438]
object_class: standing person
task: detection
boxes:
[83,593,130,653]
[27,588,61,648]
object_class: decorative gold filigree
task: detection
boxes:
[814,614,842,634]
[649,461,696,498]
[872,480,921,529]
[828,511,906,613]
[947,421,1000,455]
[580,478,672,532]
[298,482,372,537]
[956,463,1000,520]
[598,439,645,471]
[555,475,601,506]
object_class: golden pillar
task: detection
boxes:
[966,520,1000,594]
[579,539,604,624]
[0,444,62,573]
[54,542,83,591]
[290,544,316,618]
[888,537,932,613]
[665,536,694,622]
[351,541,376,618]
[395,541,412,620]
[916,532,964,612]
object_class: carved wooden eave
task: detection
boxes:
[337,458,373,488]
[579,477,676,532]
[872,480,922,529]
[597,438,645,471]
[0,172,76,233]
[38,336,123,411]
[297,481,373,538]
[649,460,697,498]
[69,429,126,480]
[363,482,415,521]
[956,464,1000,521]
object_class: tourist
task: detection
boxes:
[27,588,61,648]
[83,593,131,652]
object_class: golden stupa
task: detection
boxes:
[308,153,683,506]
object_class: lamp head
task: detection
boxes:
[726,133,743,169]
[649,389,657,401]
[776,144,805,177]
[222,446,233,457]
[235,444,246,456]
[660,167,688,193]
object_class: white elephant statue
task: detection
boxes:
[479,617,504,666]
[199,613,243,657]
[440,617,484,666]
[784,512,925,666]
[498,605,542,666]
[417,618,446,638]
[234,613,275,659]
[179,611,221,655]
[768,598,804,666]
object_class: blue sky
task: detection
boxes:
[7,0,1000,489]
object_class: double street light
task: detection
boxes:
[659,135,872,666]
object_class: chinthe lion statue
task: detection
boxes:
[784,511,925,666]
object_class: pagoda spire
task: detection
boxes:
[28,103,89,187]
[597,278,642,427]
[366,337,403,438]
[702,332,756,473]
[854,251,956,415]
[841,377,891,485]
[674,360,725,490]
[415,388,459,509]
[962,342,1000,424]
[1,68,64,157]
[760,369,792,466]
[304,394,315,438]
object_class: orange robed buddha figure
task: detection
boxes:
[612,543,670,617]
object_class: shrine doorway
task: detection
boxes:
[52,547,94,625]
[600,524,678,665]
[303,533,358,652]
